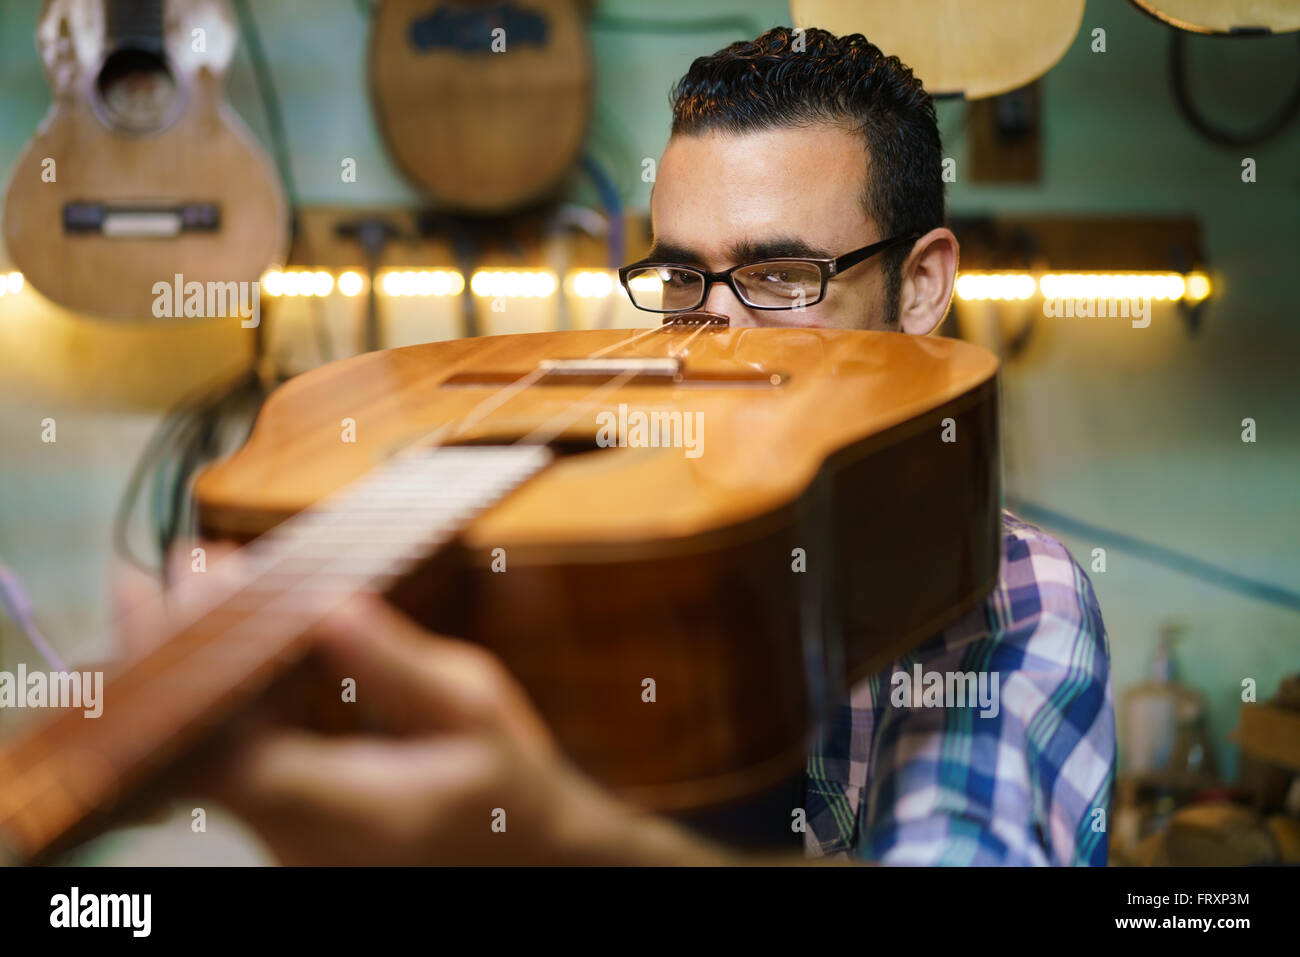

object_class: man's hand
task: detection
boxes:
[190,595,732,866]
[115,542,738,865]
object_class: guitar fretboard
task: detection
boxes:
[0,444,551,863]
[244,443,550,589]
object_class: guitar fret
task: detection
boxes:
[280,526,433,543]
[235,445,551,596]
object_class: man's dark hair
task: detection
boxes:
[670,27,944,324]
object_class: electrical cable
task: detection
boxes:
[233,0,335,365]
[232,0,298,209]
[113,368,268,579]
[1170,32,1300,148]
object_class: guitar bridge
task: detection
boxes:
[537,357,682,379]
[63,203,220,238]
[663,311,730,327]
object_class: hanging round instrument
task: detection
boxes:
[368,0,592,212]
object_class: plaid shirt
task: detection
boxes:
[804,510,1115,865]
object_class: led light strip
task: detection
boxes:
[956,271,1211,303]
[0,269,1213,303]
[0,272,24,297]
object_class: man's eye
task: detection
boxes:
[754,269,794,285]
[659,269,696,287]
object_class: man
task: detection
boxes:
[199,27,1115,865]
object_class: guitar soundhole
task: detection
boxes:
[94,48,179,134]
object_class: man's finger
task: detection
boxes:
[203,728,509,865]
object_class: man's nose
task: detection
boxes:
[701,282,759,327]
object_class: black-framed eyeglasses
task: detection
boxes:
[617,234,920,313]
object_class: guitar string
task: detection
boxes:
[501,318,717,448]
[416,322,678,451]
[507,321,710,448]
[517,368,641,449]
[666,318,710,358]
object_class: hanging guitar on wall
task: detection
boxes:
[790,0,1085,99]
[1,0,288,320]
[368,0,592,212]
[1129,0,1300,35]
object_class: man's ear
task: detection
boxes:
[897,228,958,336]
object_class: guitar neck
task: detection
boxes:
[105,0,166,50]
[0,445,550,864]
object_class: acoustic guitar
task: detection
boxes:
[791,0,1086,99]
[368,0,592,212]
[1,0,288,319]
[0,323,1000,863]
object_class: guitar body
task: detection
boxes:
[195,327,1002,809]
[1,0,288,319]
[791,0,1086,98]
[368,0,591,211]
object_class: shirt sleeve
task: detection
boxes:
[856,525,1116,866]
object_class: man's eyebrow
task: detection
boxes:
[728,237,833,262]
[644,236,835,267]
[645,240,704,264]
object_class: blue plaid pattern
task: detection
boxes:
[805,510,1115,865]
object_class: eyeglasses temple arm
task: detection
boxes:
[830,234,920,275]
